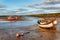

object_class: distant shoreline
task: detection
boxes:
[0,13,60,18]
[25,13,60,18]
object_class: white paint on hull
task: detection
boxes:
[38,23,54,28]
[53,20,57,24]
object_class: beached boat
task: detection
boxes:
[37,19,57,29]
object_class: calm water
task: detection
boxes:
[0,17,60,29]
[0,17,43,28]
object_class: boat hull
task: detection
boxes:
[38,23,55,28]
[7,17,18,21]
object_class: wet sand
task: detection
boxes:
[0,17,60,40]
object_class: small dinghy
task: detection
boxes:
[37,18,57,29]
[7,16,18,21]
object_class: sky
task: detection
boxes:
[0,0,60,15]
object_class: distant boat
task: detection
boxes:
[37,18,57,29]
[7,16,18,21]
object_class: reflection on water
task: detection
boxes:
[0,17,43,28]
[0,16,60,29]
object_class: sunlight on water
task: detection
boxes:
[0,17,43,28]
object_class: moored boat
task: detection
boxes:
[37,18,57,29]
[7,16,18,21]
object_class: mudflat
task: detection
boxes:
[0,17,60,40]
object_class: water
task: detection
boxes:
[0,17,60,29]
[0,17,43,28]
[0,17,60,40]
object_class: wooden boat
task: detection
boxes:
[7,16,18,21]
[37,19,57,29]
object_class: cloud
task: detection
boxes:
[0,8,29,15]
[27,3,60,10]
[0,0,60,15]
[27,0,60,7]
[40,6,60,10]
[0,4,7,14]
[42,0,60,5]
[17,8,28,12]
[0,4,6,8]
[26,0,60,13]
[45,10,60,13]
[27,3,40,8]
[20,9,46,14]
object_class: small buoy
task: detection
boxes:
[16,31,30,38]
[16,33,24,38]
[16,33,21,38]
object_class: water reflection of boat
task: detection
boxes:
[37,18,57,29]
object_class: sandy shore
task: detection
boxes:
[0,24,59,40]
[0,17,60,40]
